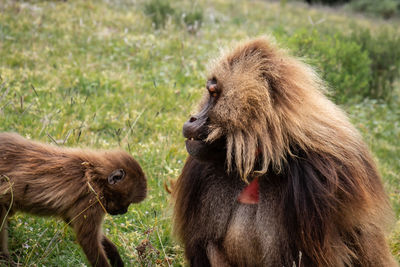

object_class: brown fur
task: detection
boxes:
[173,38,398,266]
[0,132,147,267]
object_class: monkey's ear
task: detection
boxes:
[108,169,126,185]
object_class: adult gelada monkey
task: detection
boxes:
[173,38,398,266]
[0,132,147,267]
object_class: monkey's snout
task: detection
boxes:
[133,191,147,203]
[109,207,128,216]
[183,115,208,140]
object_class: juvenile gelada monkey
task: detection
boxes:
[0,132,147,267]
[173,38,398,266]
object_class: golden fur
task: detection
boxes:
[205,38,368,181]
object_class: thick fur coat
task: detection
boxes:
[173,38,397,266]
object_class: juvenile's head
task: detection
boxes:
[84,150,147,215]
[183,38,359,180]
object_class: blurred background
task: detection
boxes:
[0,0,399,265]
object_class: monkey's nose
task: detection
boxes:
[189,116,197,123]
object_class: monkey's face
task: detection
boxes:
[183,44,271,156]
[183,79,227,163]
[183,39,288,178]
[100,153,147,215]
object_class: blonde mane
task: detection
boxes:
[204,38,368,185]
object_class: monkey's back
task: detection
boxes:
[0,133,88,216]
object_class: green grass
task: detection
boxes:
[0,0,399,265]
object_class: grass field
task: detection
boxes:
[0,0,399,266]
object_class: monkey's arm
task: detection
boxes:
[102,236,123,267]
[0,205,9,258]
[72,213,111,267]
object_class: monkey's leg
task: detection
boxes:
[102,236,123,267]
[0,205,9,258]
[72,216,111,267]
[0,205,17,267]
[206,242,231,267]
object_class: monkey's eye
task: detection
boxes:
[206,78,218,98]
[107,169,126,185]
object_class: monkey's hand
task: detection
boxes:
[102,236,124,267]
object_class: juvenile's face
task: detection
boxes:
[101,153,147,215]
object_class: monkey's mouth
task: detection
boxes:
[183,116,225,161]
[185,137,205,145]
[185,137,226,162]
[184,128,208,155]
[184,134,207,156]
[185,139,205,157]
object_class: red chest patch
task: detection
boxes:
[237,177,259,204]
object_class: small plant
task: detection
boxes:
[350,0,400,18]
[144,0,175,29]
[287,27,400,103]
[287,29,371,103]
[351,27,400,101]
[304,0,350,5]
[181,9,203,34]
[143,0,203,33]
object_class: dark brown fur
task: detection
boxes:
[0,132,147,267]
[173,38,398,266]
